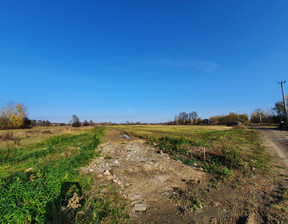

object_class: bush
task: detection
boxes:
[72,121,81,127]
[232,124,246,129]
[82,120,89,126]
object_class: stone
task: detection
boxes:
[210,217,217,224]
[113,179,121,185]
[160,190,173,198]
[103,170,111,176]
[158,175,168,182]
[143,164,154,171]
[107,176,114,181]
[129,193,142,201]
[134,203,147,212]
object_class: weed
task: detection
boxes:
[104,155,113,160]
[0,131,14,141]
[209,179,219,189]
[173,188,205,212]
[276,165,286,169]
[279,188,288,201]
[75,187,130,224]
[0,127,129,223]
[116,126,270,179]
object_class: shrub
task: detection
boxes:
[72,121,81,127]
[83,120,89,126]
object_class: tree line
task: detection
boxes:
[171,111,248,125]
[250,95,288,123]
[70,114,94,127]
[209,113,248,125]
[1,94,287,129]
[173,111,202,124]
[0,103,96,129]
[172,95,287,125]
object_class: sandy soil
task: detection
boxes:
[257,127,288,167]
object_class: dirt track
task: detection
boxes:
[258,127,288,167]
[82,129,205,223]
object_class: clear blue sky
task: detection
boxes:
[1,1,288,123]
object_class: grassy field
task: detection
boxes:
[113,124,230,139]
[114,125,269,178]
[0,125,283,223]
[0,126,93,148]
[113,125,286,222]
[0,126,129,224]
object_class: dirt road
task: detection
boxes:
[82,129,205,223]
[257,127,288,167]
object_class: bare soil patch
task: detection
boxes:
[82,129,205,223]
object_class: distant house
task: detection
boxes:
[203,119,212,124]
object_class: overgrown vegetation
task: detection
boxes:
[115,125,270,179]
[0,127,129,223]
[115,125,273,219]
[209,112,249,125]
[0,126,92,148]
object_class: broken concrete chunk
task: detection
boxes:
[160,190,173,198]
[134,203,147,212]
[103,170,111,176]
[129,193,142,201]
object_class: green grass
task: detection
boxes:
[0,127,129,224]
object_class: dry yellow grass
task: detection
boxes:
[113,125,230,139]
[0,126,94,148]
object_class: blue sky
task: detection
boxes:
[1,1,288,123]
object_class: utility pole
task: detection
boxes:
[278,80,288,122]
[256,108,262,123]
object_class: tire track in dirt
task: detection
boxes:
[82,130,205,223]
